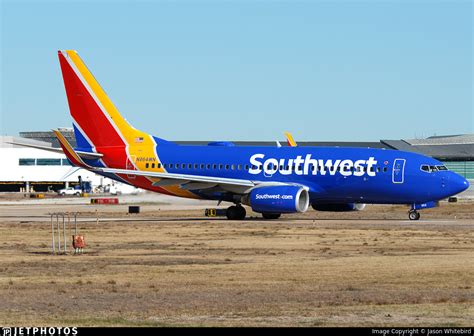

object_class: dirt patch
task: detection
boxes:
[0,202,473,326]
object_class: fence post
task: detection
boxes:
[51,214,55,254]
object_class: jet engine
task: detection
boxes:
[242,185,310,214]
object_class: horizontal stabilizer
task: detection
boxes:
[53,129,93,169]
[8,141,103,160]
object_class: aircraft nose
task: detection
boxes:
[449,173,469,196]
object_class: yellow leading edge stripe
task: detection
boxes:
[53,129,90,168]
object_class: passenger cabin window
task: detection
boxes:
[158,163,162,169]
[146,163,149,168]
[19,158,36,166]
[37,158,61,166]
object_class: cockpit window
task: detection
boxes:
[421,165,430,172]
[421,164,447,173]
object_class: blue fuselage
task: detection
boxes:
[147,145,469,205]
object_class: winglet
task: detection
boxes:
[284,132,297,147]
[53,129,92,169]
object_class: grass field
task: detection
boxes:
[0,201,473,326]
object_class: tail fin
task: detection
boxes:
[58,50,163,150]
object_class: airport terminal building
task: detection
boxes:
[0,130,472,192]
[0,131,136,193]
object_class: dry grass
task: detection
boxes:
[0,202,473,326]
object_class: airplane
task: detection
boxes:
[17,50,470,221]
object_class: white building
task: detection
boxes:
[0,136,135,193]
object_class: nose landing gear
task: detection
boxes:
[408,209,420,221]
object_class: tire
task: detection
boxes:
[75,192,81,196]
[226,206,246,220]
[408,210,420,221]
[226,206,239,220]
[262,213,281,220]
[60,192,65,196]
[237,206,246,220]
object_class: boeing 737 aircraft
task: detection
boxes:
[18,50,470,220]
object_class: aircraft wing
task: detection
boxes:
[98,167,255,188]
[284,132,297,147]
[93,160,307,195]
[96,167,299,194]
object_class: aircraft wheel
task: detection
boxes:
[262,213,281,220]
[408,210,420,221]
[237,206,246,220]
[227,205,246,220]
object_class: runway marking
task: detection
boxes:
[400,220,460,223]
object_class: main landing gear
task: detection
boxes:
[262,213,281,220]
[408,210,421,221]
[225,206,282,220]
[226,205,246,220]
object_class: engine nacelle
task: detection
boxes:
[243,185,310,214]
[311,203,366,212]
